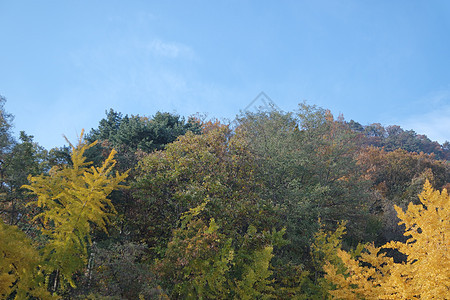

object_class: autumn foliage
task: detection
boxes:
[324,180,449,299]
[0,100,448,298]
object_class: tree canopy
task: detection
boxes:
[0,97,448,299]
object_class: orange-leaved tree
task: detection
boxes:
[324,180,449,299]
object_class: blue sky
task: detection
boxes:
[1,0,449,149]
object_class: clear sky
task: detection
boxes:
[1,1,449,149]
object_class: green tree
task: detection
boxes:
[155,201,281,299]
[236,104,372,264]
[2,132,50,227]
[134,121,275,257]
[155,202,234,299]
[85,241,157,299]
[0,98,54,228]
[233,226,277,300]
[0,96,16,223]
[86,109,201,160]
[85,110,202,248]
[0,96,13,153]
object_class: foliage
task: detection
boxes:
[358,147,449,201]
[310,220,365,299]
[311,220,348,275]
[348,120,450,160]
[155,201,281,299]
[0,96,17,223]
[1,132,50,227]
[1,97,448,298]
[324,180,450,299]
[236,104,372,263]
[85,109,202,249]
[86,109,201,167]
[155,202,234,299]
[270,263,312,299]
[0,96,14,153]
[357,146,450,243]
[134,120,274,257]
[0,97,57,229]
[234,242,275,300]
[83,241,157,299]
[0,219,54,299]
[23,131,128,290]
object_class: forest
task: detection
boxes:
[0,96,449,299]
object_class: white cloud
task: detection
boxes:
[147,39,194,59]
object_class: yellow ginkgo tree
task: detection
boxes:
[324,180,449,299]
[23,131,128,292]
[0,219,54,299]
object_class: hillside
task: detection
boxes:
[1,98,449,299]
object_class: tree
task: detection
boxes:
[135,120,287,297]
[0,97,54,228]
[134,121,274,257]
[324,180,450,299]
[87,109,201,155]
[155,201,280,299]
[0,219,54,299]
[85,110,202,248]
[155,201,234,299]
[357,147,450,243]
[235,104,372,263]
[0,95,16,223]
[23,131,128,292]
[354,122,450,160]
[84,241,157,299]
[2,132,50,227]
[0,96,13,153]
[309,220,365,299]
